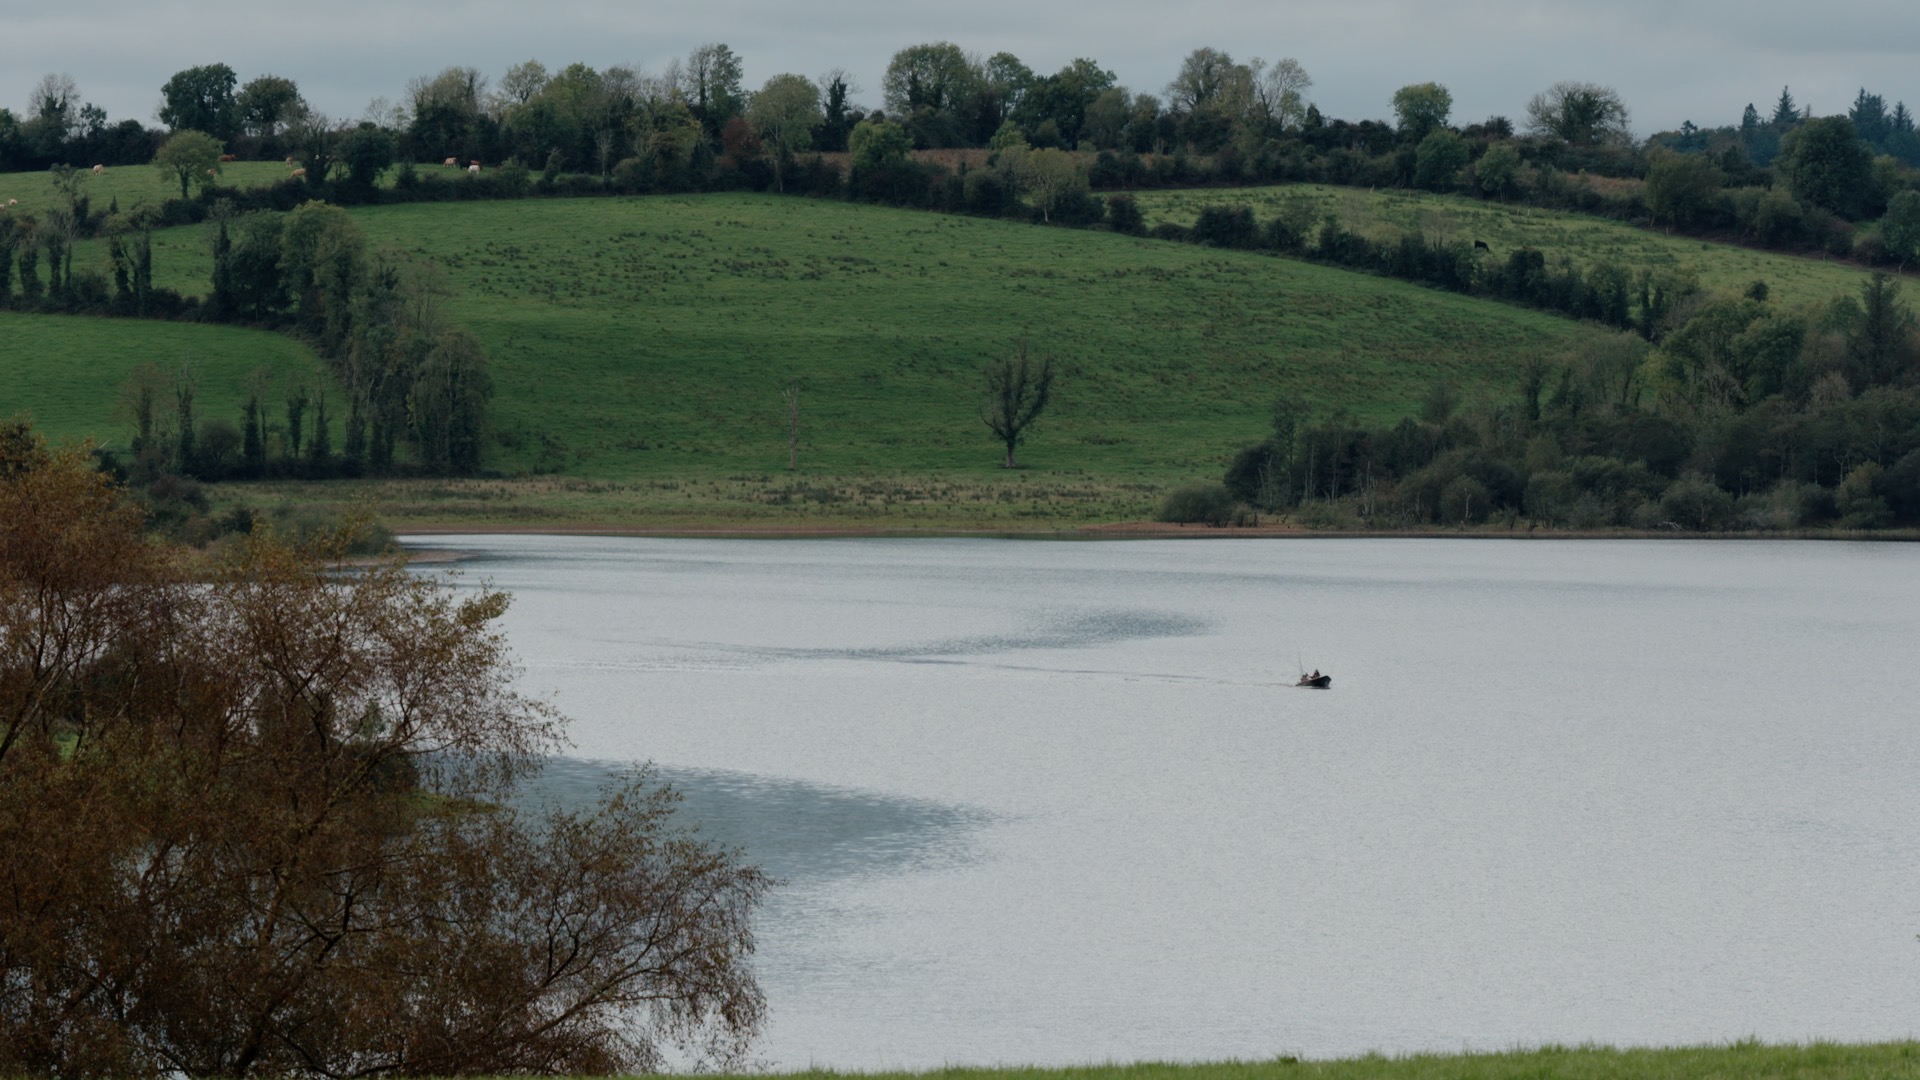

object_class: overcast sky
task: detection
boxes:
[4,0,1917,136]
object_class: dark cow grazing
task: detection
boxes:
[1473,239,1491,251]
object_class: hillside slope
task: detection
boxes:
[1132,184,1908,309]
[84,193,1618,480]
[0,313,332,449]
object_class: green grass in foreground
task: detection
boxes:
[76,192,1614,484]
[0,161,298,218]
[1131,185,1910,311]
[0,313,333,448]
[674,1042,1920,1080]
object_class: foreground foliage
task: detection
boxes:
[0,422,767,1077]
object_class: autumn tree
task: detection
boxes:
[982,338,1055,468]
[0,421,769,1077]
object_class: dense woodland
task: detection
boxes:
[3,46,1920,531]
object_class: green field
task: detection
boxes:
[0,313,332,449]
[580,1042,1920,1080]
[65,193,1614,486]
[0,161,299,219]
[1131,185,1909,310]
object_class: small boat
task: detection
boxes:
[1296,672,1331,689]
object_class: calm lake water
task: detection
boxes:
[405,535,1920,1069]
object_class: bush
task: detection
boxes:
[1106,192,1144,235]
[1524,469,1576,524]
[1836,461,1892,528]
[1438,475,1493,524]
[1192,204,1260,249]
[1156,483,1243,525]
[1656,474,1736,530]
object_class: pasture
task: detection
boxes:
[1130,184,1908,310]
[0,161,299,219]
[735,1042,1920,1080]
[71,193,1615,485]
[0,313,331,450]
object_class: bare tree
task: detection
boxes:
[982,338,1055,468]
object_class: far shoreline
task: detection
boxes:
[391,520,1920,543]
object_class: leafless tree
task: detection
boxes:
[982,339,1055,468]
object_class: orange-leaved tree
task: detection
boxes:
[0,420,767,1078]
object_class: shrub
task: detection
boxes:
[1191,204,1259,249]
[1657,474,1736,530]
[1156,483,1241,525]
[1438,474,1493,524]
[1836,461,1892,528]
[1106,192,1144,235]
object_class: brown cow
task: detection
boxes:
[443,156,458,167]
[219,154,237,162]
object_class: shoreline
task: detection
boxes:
[391,519,1920,542]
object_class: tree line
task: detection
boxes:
[1177,271,1920,532]
[1,179,493,488]
[7,48,1915,266]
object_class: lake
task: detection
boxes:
[404,535,1920,1069]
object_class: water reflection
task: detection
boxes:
[525,757,990,885]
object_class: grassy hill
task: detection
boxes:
[0,161,298,218]
[0,313,332,449]
[74,193,1614,484]
[718,1042,1920,1080]
[1130,184,1907,310]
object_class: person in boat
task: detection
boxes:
[1309,669,1320,680]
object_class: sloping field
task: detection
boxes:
[1131,184,1906,309]
[87,193,1616,480]
[0,162,297,218]
[0,313,332,448]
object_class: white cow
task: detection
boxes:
[467,164,481,175]
[91,164,105,175]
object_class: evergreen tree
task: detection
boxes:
[1850,88,1890,148]
[241,394,266,478]
[308,389,334,474]
[284,383,309,460]
[132,229,153,316]
[1772,86,1798,129]
[18,237,42,301]
[210,217,235,320]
